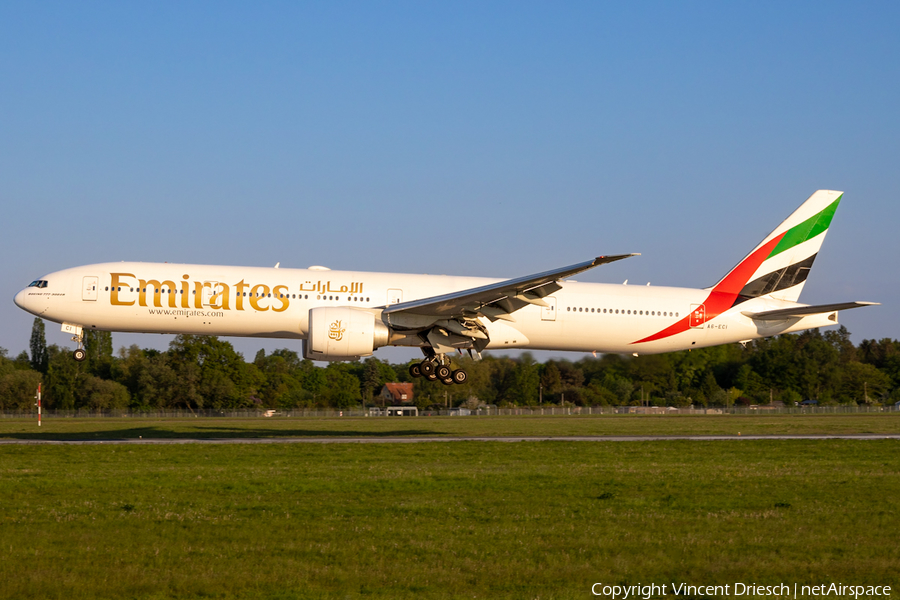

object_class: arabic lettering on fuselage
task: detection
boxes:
[299,281,364,294]
[107,273,366,312]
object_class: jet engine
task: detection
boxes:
[303,307,390,361]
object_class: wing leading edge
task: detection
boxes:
[383,254,639,321]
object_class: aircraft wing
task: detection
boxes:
[383,254,638,321]
[742,301,879,321]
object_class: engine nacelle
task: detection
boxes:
[303,307,390,361]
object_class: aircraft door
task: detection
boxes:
[541,297,557,321]
[690,304,706,328]
[82,276,99,301]
[387,289,403,305]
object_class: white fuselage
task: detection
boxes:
[14,262,835,356]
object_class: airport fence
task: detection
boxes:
[0,405,897,419]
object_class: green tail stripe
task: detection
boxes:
[768,196,841,259]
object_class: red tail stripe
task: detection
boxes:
[632,233,785,344]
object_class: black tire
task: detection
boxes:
[409,363,422,378]
[73,348,87,362]
[436,364,451,379]
[420,360,436,376]
[426,372,438,381]
[441,377,454,386]
[451,369,468,384]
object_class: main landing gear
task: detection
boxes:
[409,356,468,385]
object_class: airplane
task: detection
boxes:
[14,190,877,385]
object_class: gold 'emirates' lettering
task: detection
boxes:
[272,285,289,312]
[249,284,271,311]
[181,275,191,309]
[110,273,135,306]
[235,280,248,311]
[210,283,230,310]
[108,273,294,312]
[140,279,178,308]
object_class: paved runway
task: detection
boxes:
[2,434,899,445]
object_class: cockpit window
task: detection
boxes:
[28,280,48,288]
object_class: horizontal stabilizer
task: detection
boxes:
[742,301,879,321]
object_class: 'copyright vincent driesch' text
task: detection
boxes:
[591,583,893,599]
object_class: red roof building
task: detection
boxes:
[380,382,414,404]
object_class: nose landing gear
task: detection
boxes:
[68,326,87,362]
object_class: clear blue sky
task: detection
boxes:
[2,2,898,361]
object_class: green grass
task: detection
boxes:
[0,413,899,441]
[1,440,899,599]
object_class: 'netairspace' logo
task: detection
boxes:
[591,583,893,599]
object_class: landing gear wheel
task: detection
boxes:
[440,377,454,386]
[436,364,451,380]
[73,348,87,362]
[409,363,422,378]
[451,369,468,385]
[419,360,437,376]
[426,372,438,381]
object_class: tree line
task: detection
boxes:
[0,318,898,411]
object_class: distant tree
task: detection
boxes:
[81,376,130,409]
[29,318,48,373]
[299,362,327,404]
[44,345,82,409]
[360,358,397,403]
[0,370,42,411]
[510,353,540,405]
[700,371,723,405]
[836,362,891,405]
[14,351,32,370]
[540,363,561,397]
[361,359,382,403]
[168,335,261,408]
[322,363,360,408]
[83,330,114,378]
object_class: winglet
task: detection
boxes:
[593,253,640,267]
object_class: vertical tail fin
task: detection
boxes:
[713,190,843,304]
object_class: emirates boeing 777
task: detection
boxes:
[14,190,876,385]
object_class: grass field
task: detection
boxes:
[2,437,899,599]
[1,413,900,441]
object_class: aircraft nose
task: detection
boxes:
[14,287,42,316]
